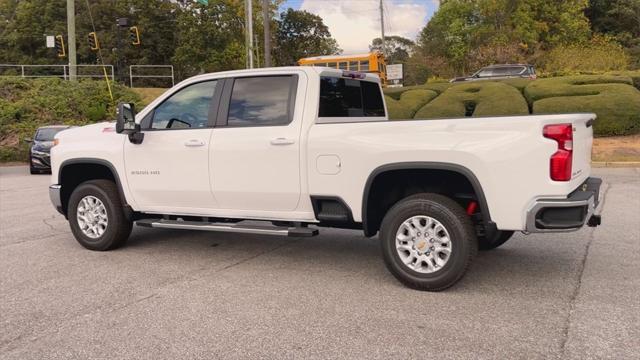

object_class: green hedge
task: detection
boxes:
[384,75,640,137]
[414,82,529,119]
[0,78,141,162]
[526,76,640,136]
[385,89,438,119]
[383,83,451,100]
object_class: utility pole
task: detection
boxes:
[66,0,77,81]
[245,0,254,69]
[379,0,385,57]
[262,0,271,67]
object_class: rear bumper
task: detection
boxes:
[49,184,64,215]
[525,177,603,233]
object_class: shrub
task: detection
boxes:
[525,75,640,136]
[608,71,640,91]
[541,35,630,74]
[493,78,531,93]
[385,89,439,119]
[383,83,451,100]
[414,82,529,118]
[523,75,633,103]
[0,78,142,162]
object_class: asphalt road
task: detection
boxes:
[1,166,639,359]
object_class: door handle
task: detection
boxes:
[270,137,295,146]
[184,139,205,147]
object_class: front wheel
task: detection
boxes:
[67,179,132,251]
[380,193,477,291]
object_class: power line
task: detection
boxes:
[83,0,113,101]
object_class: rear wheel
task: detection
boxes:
[67,179,132,251]
[478,230,514,251]
[380,193,477,291]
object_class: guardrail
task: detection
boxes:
[0,64,115,81]
[129,65,174,88]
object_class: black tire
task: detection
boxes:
[478,230,514,251]
[380,193,477,291]
[67,179,132,251]
[29,166,38,175]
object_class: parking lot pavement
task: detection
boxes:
[0,166,638,359]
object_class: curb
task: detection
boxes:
[592,161,640,168]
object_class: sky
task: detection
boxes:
[279,0,440,54]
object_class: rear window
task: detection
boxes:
[319,76,385,117]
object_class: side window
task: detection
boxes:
[492,68,509,76]
[512,66,526,75]
[360,60,370,71]
[151,81,217,129]
[319,77,385,118]
[227,76,296,127]
[349,61,358,71]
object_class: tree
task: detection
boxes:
[586,0,640,68]
[415,0,592,75]
[172,0,246,77]
[0,0,68,64]
[369,36,414,64]
[76,0,181,84]
[273,8,340,66]
[586,0,640,42]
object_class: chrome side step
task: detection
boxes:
[136,219,318,237]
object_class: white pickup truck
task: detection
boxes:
[49,67,602,291]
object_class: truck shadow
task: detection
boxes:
[124,225,587,293]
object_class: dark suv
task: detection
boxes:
[25,125,72,174]
[450,64,536,83]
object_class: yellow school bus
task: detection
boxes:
[298,52,387,85]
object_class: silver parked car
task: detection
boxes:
[450,64,537,83]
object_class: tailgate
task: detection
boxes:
[570,114,595,183]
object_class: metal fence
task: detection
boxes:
[0,64,115,81]
[129,65,174,88]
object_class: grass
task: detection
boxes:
[592,134,640,162]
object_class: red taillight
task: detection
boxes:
[543,124,573,181]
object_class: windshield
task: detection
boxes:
[35,128,65,141]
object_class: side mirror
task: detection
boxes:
[116,102,137,134]
[116,102,144,144]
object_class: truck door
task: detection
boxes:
[124,80,219,211]
[210,74,304,211]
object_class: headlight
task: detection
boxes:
[31,149,49,156]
